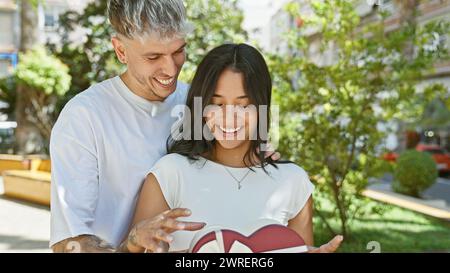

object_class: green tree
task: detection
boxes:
[15,0,43,154]
[14,46,71,150]
[270,0,449,237]
[180,0,247,81]
[49,0,122,109]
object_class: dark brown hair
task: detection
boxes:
[167,43,276,171]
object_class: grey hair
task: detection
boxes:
[107,0,192,40]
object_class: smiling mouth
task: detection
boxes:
[219,126,243,134]
[154,77,176,88]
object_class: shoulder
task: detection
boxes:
[274,162,310,181]
[148,154,191,198]
[176,81,189,94]
[153,153,192,169]
[270,162,313,192]
[173,81,189,104]
[60,77,117,116]
[52,78,117,135]
[177,81,190,91]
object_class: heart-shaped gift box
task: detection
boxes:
[189,220,308,253]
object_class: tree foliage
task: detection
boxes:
[14,46,71,144]
[270,0,450,236]
[393,150,437,197]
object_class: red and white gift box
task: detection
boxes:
[189,220,308,253]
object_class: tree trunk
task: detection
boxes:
[393,0,419,152]
[395,0,419,59]
[331,180,348,237]
[15,0,44,155]
[19,0,39,52]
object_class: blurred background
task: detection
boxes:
[0,0,449,252]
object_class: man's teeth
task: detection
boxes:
[219,126,242,133]
[155,78,174,85]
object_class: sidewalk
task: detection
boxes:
[0,178,51,253]
[364,174,450,221]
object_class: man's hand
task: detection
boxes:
[52,235,115,253]
[266,151,281,161]
[307,235,343,253]
[124,208,206,253]
[257,143,281,161]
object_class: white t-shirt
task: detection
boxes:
[50,76,188,247]
[149,153,314,252]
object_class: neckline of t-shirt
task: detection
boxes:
[198,156,264,172]
[113,76,177,116]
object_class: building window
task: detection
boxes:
[0,11,14,48]
[44,10,59,30]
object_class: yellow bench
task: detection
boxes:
[0,154,30,173]
[2,158,51,206]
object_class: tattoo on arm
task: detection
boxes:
[116,226,143,253]
[52,235,115,253]
[128,227,138,247]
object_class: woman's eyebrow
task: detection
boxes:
[236,95,249,100]
[212,94,249,99]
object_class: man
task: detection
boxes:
[50,0,340,253]
[50,0,203,253]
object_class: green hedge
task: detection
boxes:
[393,150,438,197]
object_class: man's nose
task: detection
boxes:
[160,56,177,77]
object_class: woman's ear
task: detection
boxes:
[111,36,127,64]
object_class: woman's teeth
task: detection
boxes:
[155,78,174,86]
[219,126,242,133]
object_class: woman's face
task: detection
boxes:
[206,69,258,150]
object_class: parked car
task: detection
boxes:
[382,144,450,173]
[382,151,398,163]
[416,144,450,173]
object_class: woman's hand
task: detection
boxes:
[307,235,343,253]
[126,208,206,253]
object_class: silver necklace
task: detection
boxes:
[223,167,252,190]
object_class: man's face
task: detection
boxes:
[113,34,187,101]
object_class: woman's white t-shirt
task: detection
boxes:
[149,153,314,252]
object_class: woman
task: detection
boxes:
[124,43,343,253]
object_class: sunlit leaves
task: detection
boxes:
[15,46,71,96]
[270,0,449,236]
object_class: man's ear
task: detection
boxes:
[112,36,127,64]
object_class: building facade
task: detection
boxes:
[0,0,90,78]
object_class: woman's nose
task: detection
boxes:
[222,106,240,127]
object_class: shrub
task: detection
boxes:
[393,150,438,197]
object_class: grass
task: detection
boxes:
[313,198,450,253]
